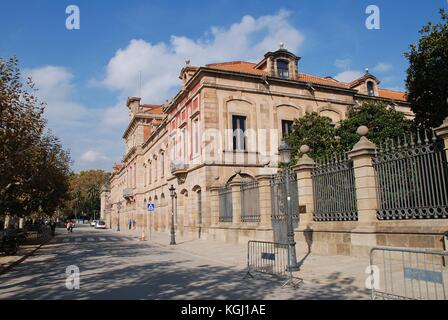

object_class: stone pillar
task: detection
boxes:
[292,145,315,227]
[347,126,378,256]
[435,116,448,159]
[228,175,243,226]
[209,185,221,227]
[256,175,273,228]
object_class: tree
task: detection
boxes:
[337,101,411,151]
[287,102,411,162]
[62,170,109,220]
[286,112,339,161]
[405,9,448,128]
[0,57,71,221]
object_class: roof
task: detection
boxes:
[378,89,408,102]
[205,61,268,76]
[204,60,407,102]
[142,104,164,115]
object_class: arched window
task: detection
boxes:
[277,59,289,79]
[367,81,375,96]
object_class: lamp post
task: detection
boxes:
[169,185,177,245]
[117,202,122,231]
[278,139,299,272]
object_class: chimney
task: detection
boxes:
[127,97,141,118]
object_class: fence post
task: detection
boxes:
[256,175,273,228]
[347,126,378,254]
[292,145,315,226]
[228,174,243,226]
[435,116,448,159]
[209,184,221,226]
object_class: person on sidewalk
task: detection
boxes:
[132,219,136,230]
[128,219,132,230]
[50,221,56,236]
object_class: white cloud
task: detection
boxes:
[334,59,352,70]
[334,70,364,83]
[25,10,305,172]
[97,9,305,104]
[372,62,392,73]
[80,150,109,163]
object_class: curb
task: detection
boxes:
[0,235,52,276]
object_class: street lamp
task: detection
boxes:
[169,185,177,245]
[278,139,299,272]
[117,202,122,231]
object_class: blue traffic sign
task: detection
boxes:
[147,202,155,212]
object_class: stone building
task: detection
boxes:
[104,45,416,253]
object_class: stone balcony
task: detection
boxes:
[170,159,189,175]
[123,188,134,200]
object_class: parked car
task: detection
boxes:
[95,221,106,229]
[90,220,97,227]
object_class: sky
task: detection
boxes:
[0,0,446,173]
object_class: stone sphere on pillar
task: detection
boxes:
[300,145,310,154]
[357,126,369,137]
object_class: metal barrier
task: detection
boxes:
[370,246,448,300]
[245,240,302,288]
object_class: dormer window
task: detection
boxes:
[277,59,289,79]
[367,81,375,96]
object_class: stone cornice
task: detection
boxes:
[122,113,164,139]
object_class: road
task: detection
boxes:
[0,225,369,300]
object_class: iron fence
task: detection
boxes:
[312,153,358,221]
[218,186,233,223]
[370,246,448,300]
[270,171,299,244]
[373,130,448,220]
[240,180,261,223]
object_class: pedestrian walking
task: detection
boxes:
[128,219,132,230]
[50,221,56,236]
[132,219,136,229]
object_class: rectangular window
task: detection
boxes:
[192,118,199,155]
[161,153,165,177]
[232,115,247,151]
[281,120,294,139]
[171,136,176,161]
[182,128,187,161]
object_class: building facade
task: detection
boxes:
[104,45,415,251]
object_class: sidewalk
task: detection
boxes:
[0,234,51,275]
[113,227,371,299]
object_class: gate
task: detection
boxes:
[370,247,448,300]
[270,171,299,244]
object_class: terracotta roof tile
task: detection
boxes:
[297,73,350,89]
[204,60,407,101]
[378,89,408,102]
[142,104,164,114]
[205,61,268,75]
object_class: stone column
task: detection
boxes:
[209,184,221,227]
[292,145,315,227]
[256,175,273,228]
[228,174,243,226]
[347,126,378,255]
[435,116,448,159]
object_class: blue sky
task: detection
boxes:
[0,0,446,172]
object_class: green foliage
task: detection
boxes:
[287,102,411,162]
[0,57,71,219]
[286,112,339,161]
[405,9,448,128]
[62,170,110,220]
[337,101,411,151]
